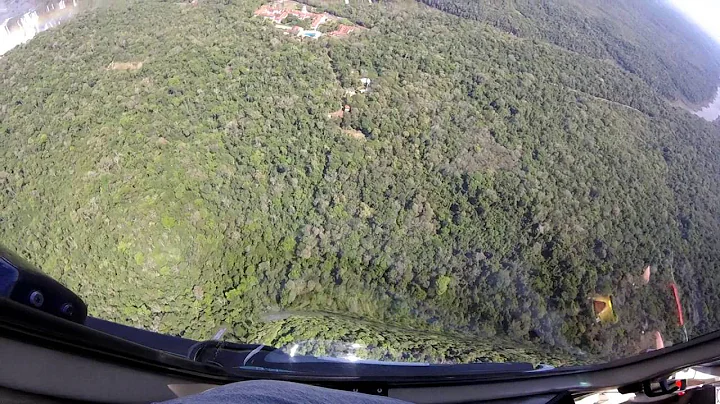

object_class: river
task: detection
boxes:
[1,0,82,56]
[693,86,720,122]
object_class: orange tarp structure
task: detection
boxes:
[670,283,684,326]
[592,295,618,323]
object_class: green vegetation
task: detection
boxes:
[248,312,574,364]
[283,14,311,29]
[415,0,720,105]
[1,0,719,365]
[317,19,339,33]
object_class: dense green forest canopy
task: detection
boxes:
[1,0,719,365]
[414,0,720,105]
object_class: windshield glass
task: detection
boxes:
[1,0,720,370]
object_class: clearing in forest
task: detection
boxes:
[107,61,143,71]
[342,128,365,140]
[254,0,365,40]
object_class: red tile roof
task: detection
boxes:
[311,15,324,29]
[328,24,354,36]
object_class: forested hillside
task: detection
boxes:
[1,0,719,365]
[415,0,720,105]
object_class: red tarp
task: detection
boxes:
[670,283,684,326]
